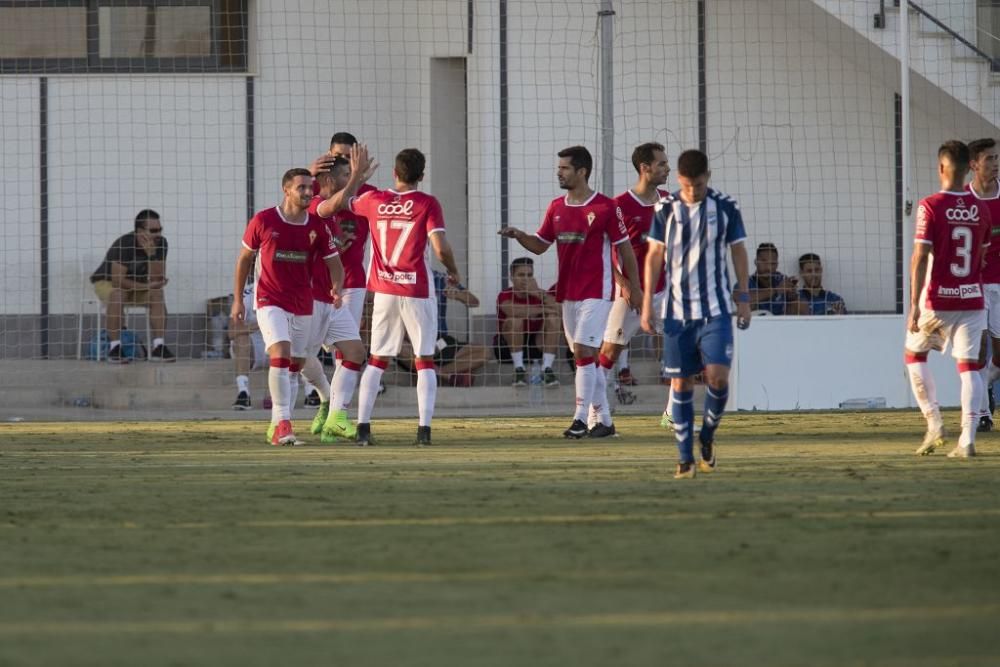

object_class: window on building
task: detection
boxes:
[979,0,1000,61]
[0,0,248,73]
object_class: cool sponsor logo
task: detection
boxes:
[936,283,983,299]
[377,268,417,284]
[274,250,308,263]
[377,200,415,217]
[945,205,979,222]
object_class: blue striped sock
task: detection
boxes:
[701,384,729,444]
[671,389,695,463]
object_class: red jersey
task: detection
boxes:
[915,191,992,312]
[614,188,669,293]
[967,179,1000,285]
[242,206,338,315]
[349,188,445,298]
[535,192,629,302]
[496,285,556,331]
[306,196,345,304]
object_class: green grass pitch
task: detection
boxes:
[1,412,999,666]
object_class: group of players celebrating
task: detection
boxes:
[230,130,754,479]
[905,137,1000,460]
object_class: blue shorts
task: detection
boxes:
[661,315,734,378]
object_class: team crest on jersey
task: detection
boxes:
[309,230,317,245]
[586,212,596,226]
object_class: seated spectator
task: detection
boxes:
[89,209,175,362]
[229,283,267,409]
[797,253,846,315]
[397,271,491,386]
[493,257,561,387]
[749,242,800,315]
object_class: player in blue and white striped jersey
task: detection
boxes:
[641,149,752,479]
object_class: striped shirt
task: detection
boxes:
[648,188,747,321]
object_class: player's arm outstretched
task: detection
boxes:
[731,241,752,329]
[641,241,665,334]
[497,227,551,255]
[908,243,932,333]
[231,247,256,323]
[315,144,379,218]
[430,232,462,286]
[615,240,643,313]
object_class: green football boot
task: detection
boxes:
[310,401,330,435]
[321,408,358,443]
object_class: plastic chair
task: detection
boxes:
[76,258,152,360]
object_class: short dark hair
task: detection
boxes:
[510,257,534,272]
[631,142,665,174]
[557,145,593,180]
[317,157,351,184]
[329,132,358,148]
[798,252,821,269]
[938,140,970,172]
[134,209,160,231]
[395,148,426,184]
[677,149,709,179]
[968,138,997,162]
[282,167,313,187]
[756,242,778,258]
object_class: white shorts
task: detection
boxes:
[342,287,367,329]
[369,292,438,358]
[256,306,311,359]
[307,300,362,354]
[562,299,613,349]
[905,308,986,360]
[603,290,665,345]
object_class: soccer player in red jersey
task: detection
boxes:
[591,142,671,431]
[966,138,1000,431]
[231,168,343,446]
[343,148,462,446]
[304,150,378,442]
[906,141,993,458]
[500,145,642,439]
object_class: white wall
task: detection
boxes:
[44,77,247,313]
[732,314,962,410]
[0,79,39,315]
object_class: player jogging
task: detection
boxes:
[641,149,751,479]
[500,145,642,439]
[592,142,671,433]
[345,148,462,446]
[231,168,343,446]
[906,140,992,458]
[966,138,1000,432]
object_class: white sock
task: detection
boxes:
[331,363,360,412]
[288,372,301,411]
[301,356,330,403]
[573,361,596,422]
[596,366,613,426]
[153,337,164,349]
[959,369,983,447]
[356,363,385,424]
[417,367,437,427]
[542,352,556,370]
[906,359,942,434]
[665,388,673,415]
[511,351,524,369]
[236,374,249,394]
[618,348,629,370]
[269,364,291,422]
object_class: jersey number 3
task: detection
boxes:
[375,219,416,267]
[950,226,973,278]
